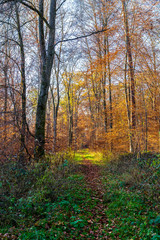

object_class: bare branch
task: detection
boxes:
[56,0,67,12]
[0,0,51,28]
[54,28,107,47]
[0,50,21,72]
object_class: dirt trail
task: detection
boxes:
[80,158,109,239]
[81,159,103,192]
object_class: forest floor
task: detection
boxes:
[0,150,160,239]
[78,156,109,239]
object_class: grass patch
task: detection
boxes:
[74,149,103,165]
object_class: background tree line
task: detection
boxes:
[0,0,159,161]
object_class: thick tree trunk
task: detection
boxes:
[34,0,56,158]
[35,76,49,156]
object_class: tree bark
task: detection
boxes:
[122,0,136,152]
[142,88,148,152]
[106,35,113,151]
[15,4,26,160]
[35,0,56,158]
[51,84,60,151]
[51,38,62,151]
[103,34,107,133]
[85,76,95,143]
[68,77,73,147]
[124,51,133,152]
[3,58,8,143]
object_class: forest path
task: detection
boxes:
[78,152,110,239]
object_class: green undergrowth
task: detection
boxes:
[0,150,160,239]
[102,151,160,239]
[102,176,159,239]
[0,174,96,239]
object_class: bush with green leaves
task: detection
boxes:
[0,152,77,229]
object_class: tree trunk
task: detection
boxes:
[51,39,62,151]
[53,112,58,151]
[85,76,95,143]
[46,100,51,139]
[51,86,60,151]
[35,0,56,158]
[122,0,136,152]
[4,64,8,143]
[68,78,73,147]
[107,35,113,151]
[15,4,26,160]
[142,89,148,152]
[74,103,78,150]
[124,51,133,152]
[103,34,107,133]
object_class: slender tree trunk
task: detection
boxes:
[51,39,62,151]
[51,86,60,151]
[53,100,58,151]
[107,36,112,130]
[124,51,133,152]
[68,79,73,147]
[46,100,51,138]
[103,34,107,133]
[3,64,8,143]
[103,16,112,149]
[69,112,73,147]
[142,89,148,152]
[53,111,58,151]
[151,34,159,150]
[102,78,107,133]
[159,112,160,152]
[74,103,78,150]
[15,4,26,160]
[85,76,95,144]
[3,33,9,143]
[122,0,136,152]
[106,35,113,151]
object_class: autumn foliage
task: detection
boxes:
[0,0,159,161]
